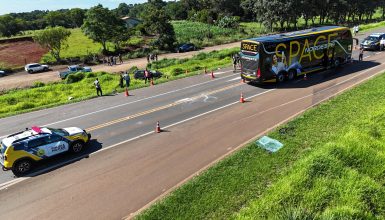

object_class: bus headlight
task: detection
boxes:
[253,72,256,75]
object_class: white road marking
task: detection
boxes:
[127,62,385,219]
[0,89,275,191]
[227,77,241,82]
[0,71,238,139]
[2,61,385,191]
[364,56,371,59]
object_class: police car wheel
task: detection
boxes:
[71,141,84,153]
[12,159,32,177]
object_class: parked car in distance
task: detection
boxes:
[25,63,49,74]
[360,33,385,51]
[177,43,196,53]
[59,65,92,79]
[0,70,5,77]
[133,69,162,80]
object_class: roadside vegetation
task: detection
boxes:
[1,1,385,70]
[136,73,385,219]
[0,48,238,118]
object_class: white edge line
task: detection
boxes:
[0,89,275,191]
[1,61,383,192]
[125,65,385,220]
[0,71,237,139]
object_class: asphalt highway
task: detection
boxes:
[0,30,384,219]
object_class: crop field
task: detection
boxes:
[0,40,48,69]
[137,73,385,219]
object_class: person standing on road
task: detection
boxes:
[359,47,364,61]
[147,54,150,63]
[94,78,103,96]
[119,54,123,64]
[144,68,151,84]
[119,72,124,88]
[123,71,130,88]
[232,54,237,72]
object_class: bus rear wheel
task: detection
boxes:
[276,72,285,83]
[286,69,296,81]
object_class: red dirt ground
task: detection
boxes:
[0,41,48,68]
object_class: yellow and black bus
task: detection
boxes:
[240,26,353,83]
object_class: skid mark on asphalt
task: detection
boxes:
[86,82,242,132]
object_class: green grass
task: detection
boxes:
[148,47,238,76]
[172,20,247,47]
[41,28,115,62]
[0,48,238,118]
[136,72,385,219]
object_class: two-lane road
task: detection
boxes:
[0,31,384,219]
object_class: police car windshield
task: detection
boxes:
[47,128,69,136]
[367,36,379,41]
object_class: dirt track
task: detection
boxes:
[0,41,240,90]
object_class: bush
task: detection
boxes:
[127,66,139,74]
[86,72,96,78]
[33,81,45,88]
[171,67,184,76]
[66,72,85,84]
[217,16,240,29]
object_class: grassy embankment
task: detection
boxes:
[0,48,238,118]
[136,73,385,219]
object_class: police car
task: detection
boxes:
[0,126,91,176]
[360,33,385,50]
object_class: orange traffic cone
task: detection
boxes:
[304,73,308,80]
[240,93,245,103]
[211,70,215,79]
[241,78,246,83]
[155,121,161,133]
[151,78,154,86]
[125,87,129,97]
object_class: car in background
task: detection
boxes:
[0,70,5,77]
[25,63,49,74]
[177,43,196,53]
[133,69,163,80]
[0,126,91,176]
[59,65,92,79]
[360,33,385,50]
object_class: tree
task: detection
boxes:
[114,3,132,17]
[33,26,71,62]
[0,15,24,37]
[69,8,86,28]
[44,11,70,27]
[81,4,127,52]
[142,0,176,50]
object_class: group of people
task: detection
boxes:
[103,54,123,66]
[232,53,241,71]
[94,68,154,96]
[119,71,131,88]
[147,53,158,63]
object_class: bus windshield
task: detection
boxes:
[241,56,259,70]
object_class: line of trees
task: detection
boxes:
[1,0,385,58]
